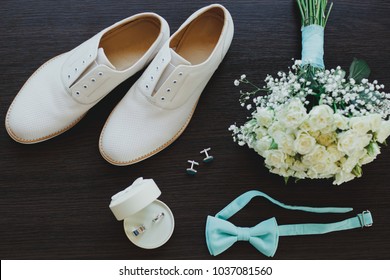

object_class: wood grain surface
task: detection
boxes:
[1,0,390,260]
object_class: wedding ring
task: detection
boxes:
[131,213,164,237]
[132,225,146,237]
[152,212,165,224]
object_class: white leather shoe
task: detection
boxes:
[99,4,234,165]
[5,13,169,144]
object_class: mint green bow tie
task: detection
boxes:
[205,190,373,257]
[206,215,279,256]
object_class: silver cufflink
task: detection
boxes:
[200,148,214,163]
[186,160,199,175]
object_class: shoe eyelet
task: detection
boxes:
[68,74,71,79]
[76,91,80,95]
[179,72,183,76]
[75,68,78,72]
[89,54,92,57]
[173,80,177,84]
[151,76,154,81]
[145,84,149,89]
[161,58,165,63]
[98,72,103,76]
[161,97,165,101]
[83,85,88,89]
[156,66,159,70]
[167,88,171,92]
[82,60,86,64]
[91,78,96,82]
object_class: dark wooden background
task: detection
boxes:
[1,0,389,260]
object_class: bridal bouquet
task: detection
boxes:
[229,0,390,185]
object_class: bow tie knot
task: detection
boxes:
[237,227,251,241]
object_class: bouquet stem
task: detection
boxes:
[298,0,333,70]
[297,0,333,27]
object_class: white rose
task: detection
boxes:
[320,124,337,134]
[310,163,331,177]
[268,121,286,140]
[274,132,295,156]
[307,105,334,131]
[254,126,268,139]
[291,160,307,172]
[350,116,371,136]
[276,99,307,129]
[316,132,336,147]
[294,171,307,179]
[361,134,373,148]
[337,130,372,156]
[367,114,382,132]
[333,113,349,130]
[360,155,375,165]
[270,168,294,178]
[254,108,274,128]
[254,136,273,156]
[302,145,330,166]
[326,163,341,176]
[342,150,365,173]
[264,150,287,169]
[302,144,340,178]
[308,159,339,178]
[294,131,316,155]
[306,168,317,179]
[333,171,356,185]
[285,155,295,167]
[327,145,344,162]
[376,120,390,143]
[299,120,312,132]
[309,130,321,139]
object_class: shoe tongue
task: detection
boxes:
[96,48,116,69]
[170,48,191,66]
[154,49,191,94]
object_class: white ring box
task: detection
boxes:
[109,177,174,249]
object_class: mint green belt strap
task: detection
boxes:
[279,212,372,236]
[206,190,373,257]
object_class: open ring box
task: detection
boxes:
[109,177,175,249]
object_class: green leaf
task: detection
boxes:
[294,177,302,183]
[270,139,278,150]
[348,58,371,83]
[352,165,363,178]
[367,142,375,155]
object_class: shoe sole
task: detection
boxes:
[5,114,85,144]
